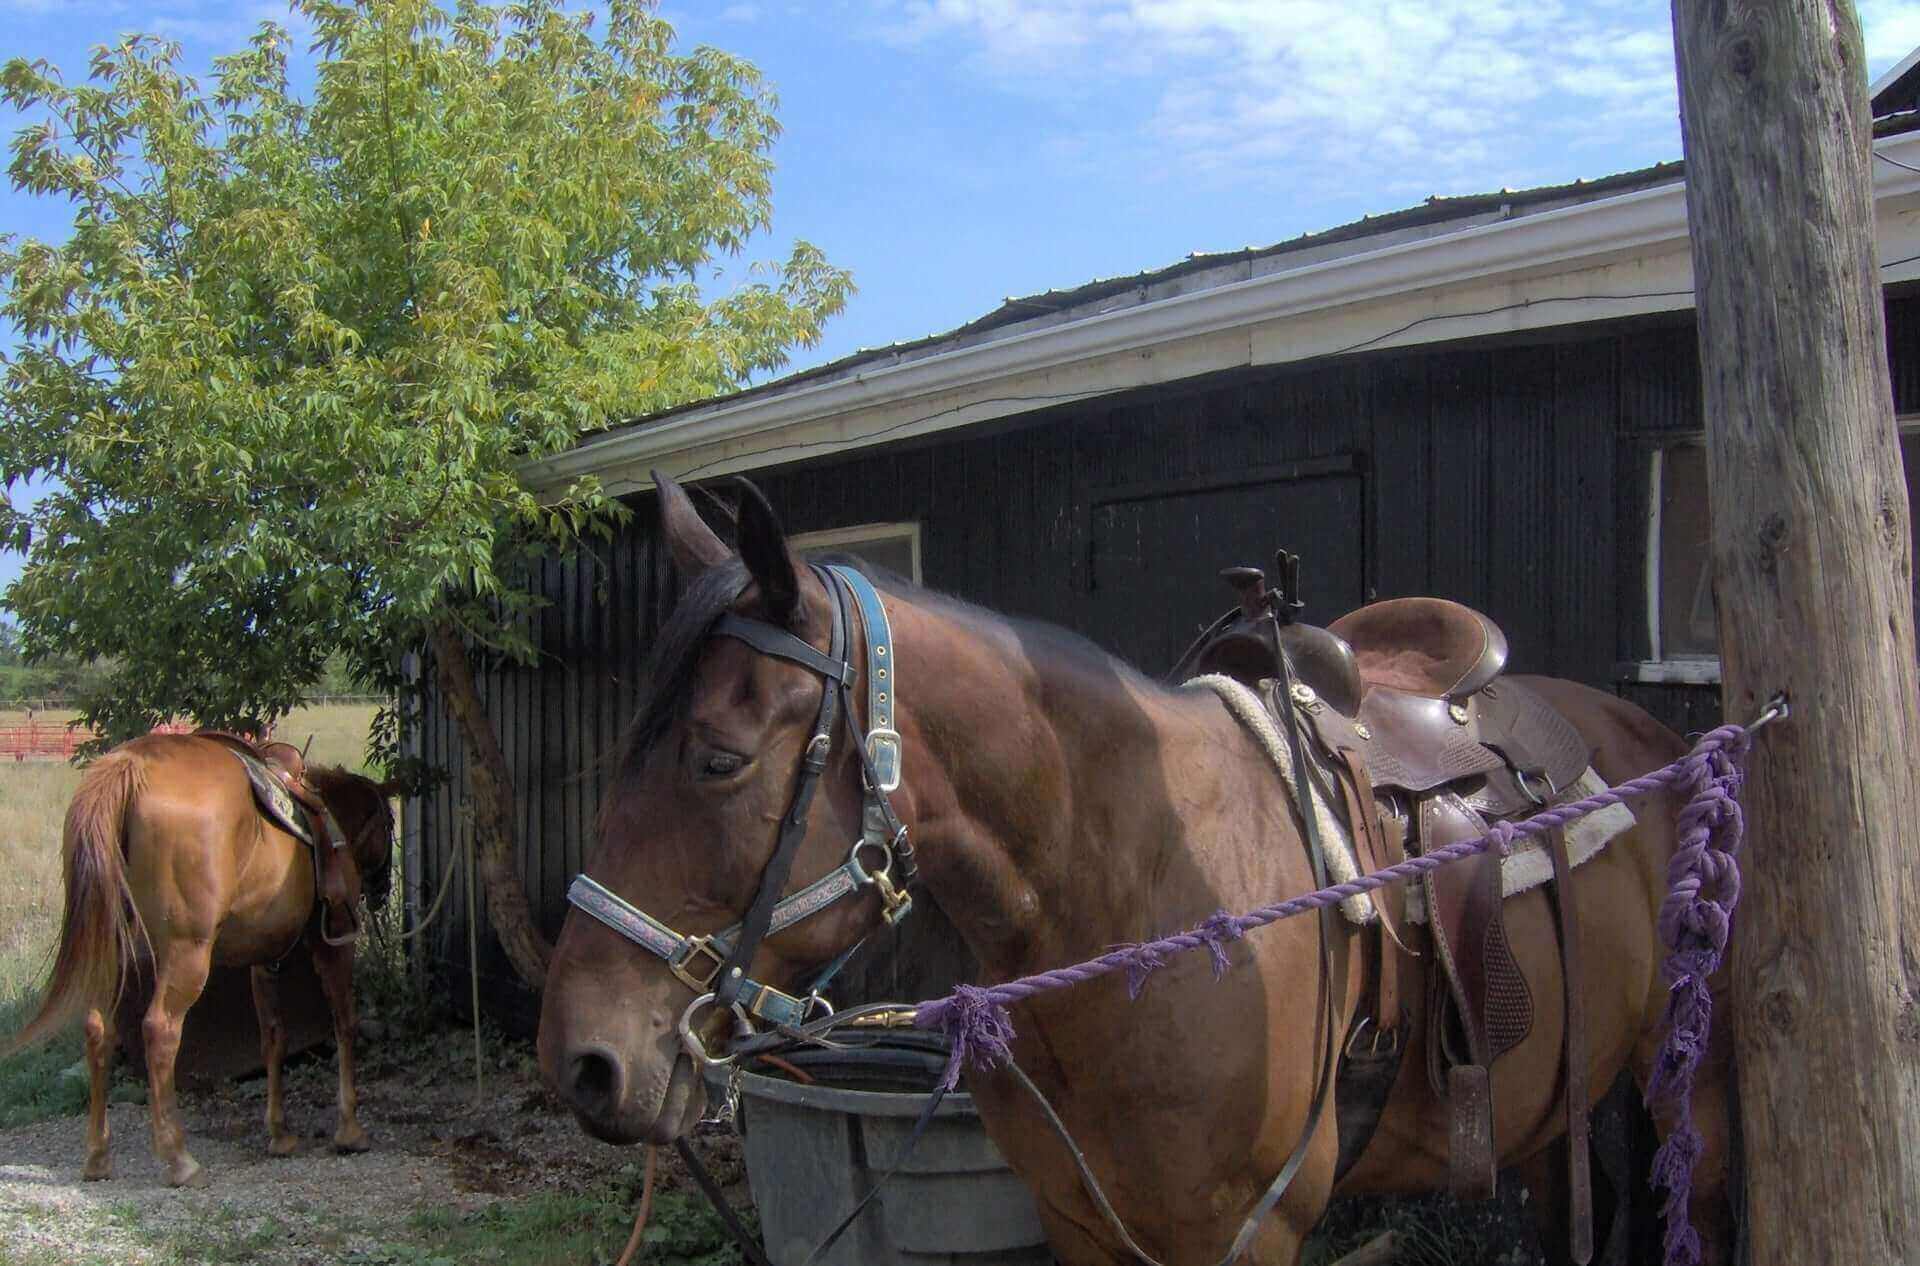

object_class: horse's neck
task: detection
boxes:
[307,770,372,861]
[893,599,1288,980]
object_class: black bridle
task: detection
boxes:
[566,563,915,1058]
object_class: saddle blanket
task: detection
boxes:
[227,748,320,849]
[1189,674,1637,926]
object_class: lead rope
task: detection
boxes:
[613,1145,658,1266]
[677,1138,775,1266]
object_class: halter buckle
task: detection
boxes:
[865,728,903,793]
[669,935,728,994]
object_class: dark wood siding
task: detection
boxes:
[413,291,1920,1028]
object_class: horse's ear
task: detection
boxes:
[735,477,800,627]
[655,470,732,576]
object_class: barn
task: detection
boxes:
[402,73,1920,1032]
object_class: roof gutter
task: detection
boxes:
[525,129,1920,495]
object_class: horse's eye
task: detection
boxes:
[702,751,746,778]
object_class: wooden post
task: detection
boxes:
[1671,2,1920,1261]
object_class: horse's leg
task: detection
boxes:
[81,1006,116,1181]
[1516,1134,1630,1266]
[309,937,369,1153]
[142,935,213,1188]
[249,965,298,1156]
[1632,983,1737,1266]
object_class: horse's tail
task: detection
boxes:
[5,748,150,1052]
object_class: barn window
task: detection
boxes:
[1643,441,1719,677]
[1632,421,1920,684]
[790,521,923,586]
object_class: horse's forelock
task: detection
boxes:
[594,557,935,844]
[600,558,753,798]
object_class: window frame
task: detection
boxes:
[1623,414,1920,685]
[789,520,924,586]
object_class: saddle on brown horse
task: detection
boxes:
[195,731,364,947]
[1175,559,1597,1256]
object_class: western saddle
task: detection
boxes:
[197,730,364,947]
[1173,557,1596,1262]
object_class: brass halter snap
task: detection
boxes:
[851,838,913,927]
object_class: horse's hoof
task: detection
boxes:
[166,1158,209,1188]
[81,1159,111,1182]
[268,1134,300,1158]
[333,1130,371,1155]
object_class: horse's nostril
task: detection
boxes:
[566,1048,623,1119]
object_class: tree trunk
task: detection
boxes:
[1671,3,1920,1261]
[428,617,552,990]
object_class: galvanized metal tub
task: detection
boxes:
[735,1035,1051,1265]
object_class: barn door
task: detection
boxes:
[1083,459,1366,676]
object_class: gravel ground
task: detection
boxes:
[0,1035,747,1265]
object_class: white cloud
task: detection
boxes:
[0,0,312,52]
[720,3,762,20]
[0,0,123,13]
[1863,2,1920,72]
[873,0,1920,194]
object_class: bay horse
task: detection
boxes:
[537,475,1735,1265]
[6,733,394,1187]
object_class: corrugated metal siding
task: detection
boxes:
[413,293,1920,1027]
[411,529,666,1030]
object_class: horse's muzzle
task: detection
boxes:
[555,1043,704,1145]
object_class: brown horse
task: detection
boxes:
[6,734,394,1187]
[537,477,1735,1265]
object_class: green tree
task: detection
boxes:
[0,0,851,987]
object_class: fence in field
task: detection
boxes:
[0,717,90,761]
[1,694,386,713]
[1,718,201,762]
[0,694,389,763]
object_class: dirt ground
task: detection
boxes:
[0,1032,747,1265]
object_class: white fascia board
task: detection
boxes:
[1874,47,1920,102]
[526,130,1920,497]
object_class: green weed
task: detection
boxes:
[340,1185,755,1266]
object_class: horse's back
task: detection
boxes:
[114,735,257,845]
[110,735,307,949]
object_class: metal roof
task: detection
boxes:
[579,101,1920,450]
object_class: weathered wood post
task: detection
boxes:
[1670,2,1920,1260]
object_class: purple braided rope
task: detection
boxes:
[913,723,1756,1266]
[1646,725,1751,1266]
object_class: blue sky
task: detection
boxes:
[7,0,1920,605]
